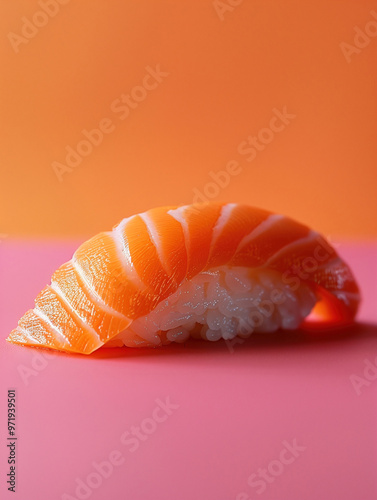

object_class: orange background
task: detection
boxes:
[1,0,376,239]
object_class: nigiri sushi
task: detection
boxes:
[7,203,360,354]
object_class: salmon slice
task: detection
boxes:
[139,206,188,282]
[168,203,223,278]
[9,306,99,354]
[206,203,271,269]
[265,232,359,319]
[51,262,131,339]
[7,203,361,354]
[122,215,178,298]
[73,232,155,318]
[34,286,102,353]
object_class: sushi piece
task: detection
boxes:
[7,203,360,354]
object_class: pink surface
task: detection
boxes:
[1,241,377,500]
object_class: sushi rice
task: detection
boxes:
[107,266,317,347]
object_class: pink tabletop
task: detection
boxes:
[1,241,376,500]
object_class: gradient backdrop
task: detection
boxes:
[1,3,377,500]
[1,0,376,239]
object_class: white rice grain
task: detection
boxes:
[109,266,317,346]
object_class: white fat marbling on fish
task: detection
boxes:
[210,203,236,248]
[235,214,284,254]
[111,218,147,290]
[263,230,318,265]
[33,307,72,346]
[49,283,101,343]
[138,211,170,275]
[71,257,130,321]
[167,206,190,255]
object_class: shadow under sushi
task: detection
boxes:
[88,321,377,360]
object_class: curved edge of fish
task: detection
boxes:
[7,203,360,354]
